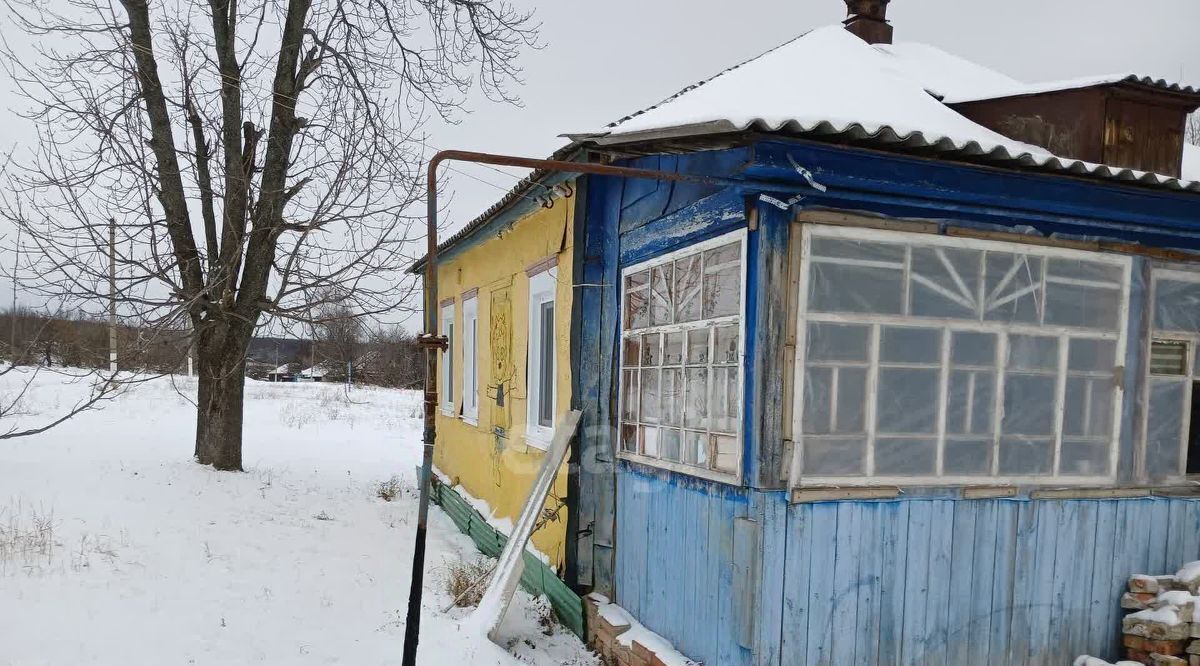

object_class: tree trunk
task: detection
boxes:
[194,322,251,472]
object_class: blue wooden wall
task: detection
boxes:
[587,139,1200,665]
[615,475,1200,666]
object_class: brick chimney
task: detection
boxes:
[844,0,893,45]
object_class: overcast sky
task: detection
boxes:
[0,0,1196,326]
[431,0,1200,235]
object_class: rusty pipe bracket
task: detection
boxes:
[416,333,449,351]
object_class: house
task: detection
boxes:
[266,363,299,382]
[422,2,1200,663]
[410,168,580,576]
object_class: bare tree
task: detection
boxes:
[1187,113,1200,147]
[310,294,361,381]
[1,0,537,470]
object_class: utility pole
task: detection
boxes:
[108,218,117,374]
[11,226,20,364]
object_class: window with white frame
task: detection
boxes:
[619,230,746,481]
[1143,268,1200,479]
[462,294,479,423]
[526,268,557,445]
[440,301,455,414]
[791,225,1130,486]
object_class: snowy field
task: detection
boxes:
[0,368,597,665]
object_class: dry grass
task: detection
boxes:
[375,475,403,502]
[0,502,56,574]
[443,556,494,608]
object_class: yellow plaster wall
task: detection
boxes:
[433,193,575,570]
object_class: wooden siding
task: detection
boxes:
[616,477,1200,666]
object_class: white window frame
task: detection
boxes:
[462,294,479,424]
[616,228,748,485]
[525,267,558,447]
[789,224,1131,488]
[1140,267,1200,480]
[440,301,455,416]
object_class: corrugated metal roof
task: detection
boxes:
[578,26,1200,194]
[409,145,581,273]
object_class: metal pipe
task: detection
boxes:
[400,149,772,664]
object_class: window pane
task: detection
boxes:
[834,367,867,434]
[663,331,684,366]
[1007,335,1059,371]
[802,367,832,435]
[684,368,708,429]
[1002,374,1057,435]
[876,368,939,434]
[621,370,638,422]
[651,264,673,326]
[946,370,995,435]
[875,438,936,476]
[807,322,870,362]
[662,368,682,427]
[660,428,682,462]
[910,246,981,319]
[803,438,866,476]
[639,368,660,424]
[711,366,739,433]
[951,331,996,367]
[641,426,659,457]
[674,255,703,323]
[809,263,903,314]
[1068,338,1116,372]
[1044,282,1120,330]
[944,439,992,475]
[702,243,741,318]
[1060,440,1109,476]
[625,272,649,330]
[714,326,739,364]
[683,430,707,466]
[1062,376,1112,438]
[1146,378,1186,478]
[714,435,738,472]
[539,302,555,427]
[1154,279,1200,332]
[984,253,1042,324]
[880,326,941,364]
[998,437,1054,475]
[686,328,710,365]
[621,425,638,453]
[623,338,640,368]
[641,333,661,366]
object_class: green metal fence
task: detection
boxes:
[425,472,585,638]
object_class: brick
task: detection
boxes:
[631,641,655,661]
[1190,655,1200,666]
[1192,622,1200,639]
[1134,576,1165,594]
[1125,616,1192,641]
[1125,592,1160,609]
[1150,654,1188,666]
[1189,640,1200,655]
[1144,639,1188,655]
[1129,648,1152,662]
[1128,635,1148,650]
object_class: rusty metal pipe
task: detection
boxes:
[401,149,773,664]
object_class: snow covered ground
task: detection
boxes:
[0,367,598,665]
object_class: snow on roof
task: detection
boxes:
[585,25,1200,193]
[872,42,1022,102]
[270,364,291,375]
[944,73,1200,105]
[1184,144,1200,183]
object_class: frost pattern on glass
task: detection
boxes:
[796,227,1128,484]
[620,236,743,479]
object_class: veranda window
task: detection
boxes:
[618,230,745,482]
[1142,269,1200,480]
[440,301,455,414]
[791,225,1130,486]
